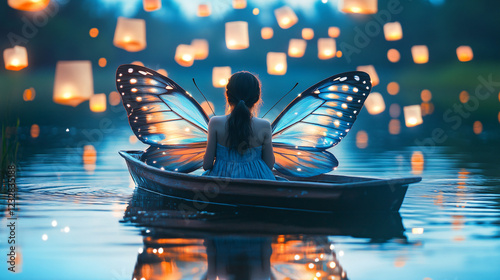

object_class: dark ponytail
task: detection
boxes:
[225,72,261,152]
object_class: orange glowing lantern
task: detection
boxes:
[201,101,215,116]
[261,27,274,40]
[90,93,107,113]
[339,0,378,14]
[143,0,161,12]
[411,45,429,64]
[274,6,298,29]
[23,87,35,101]
[356,65,379,86]
[213,66,231,88]
[421,89,432,102]
[3,46,28,71]
[113,17,146,52]
[197,4,211,17]
[383,22,403,41]
[30,124,40,138]
[53,61,94,107]
[404,105,423,127]
[389,119,401,135]
[157,69,168,76]
[109,91,121,106]
[98,58,107,67]
[174,44,195,67]
[191,39,209,60]
[364,92,385,115]
[302,28,314,40]
[328,27,340,38]
[473,121,482,135]
[387,82,399,95]
[267,52,287,75]
[288,39,307,58]
[456,46,473,62]
[233,0,246,9]
[387,48,400,63]
[225,21,249,50]
[89,28,99,38]
[459,90,469,103]
[317,38,336,60]
[8,0,50,11]
[253,8,259,15]
[356,130,368,149]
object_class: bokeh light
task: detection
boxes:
[387,82,400,95]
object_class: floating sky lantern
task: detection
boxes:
[404,105,423,127]
[288,39,307,58]
[53,60,93,107]
[328,27,340,38]
[23,87,35,101]
[411,45,429,64]
[90,93,107,113]
[274,6,298,29]
[225,21,249,50]
[3,46,28,71]
[89,28,99,38]
[30,124,40,139]
[174,44,195,67]
[387,81,399,95]
[383,22,403,41]
[197,4,211,17]
[201,101,215,116]
[191,39,209,60]
[356,65,379,86]
[387,48,400,63]
[143,0,161,12]
[317,38,336,60]
[98,57,107,67]
[336,50,343,58]
[302,28,314,40]
[364,92,385,115]
[389,119,401,135]
[233,0,246,9]
[356,130,368,149]
[267,52,287,75]
[261,27,274,40]
[253,8,259,15]
[109,91,121,106]
[8,0,50,11]
[339,0,378,14]
[113,17,146,52]
[456,46,473,62]
[212,66,231,88]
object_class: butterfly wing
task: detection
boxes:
[116,64,209,172]
[271,71,372,177]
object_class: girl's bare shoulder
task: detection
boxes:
[208,115,228,128]
[252,117,272,129]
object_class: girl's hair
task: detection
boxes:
[225,71,262,152]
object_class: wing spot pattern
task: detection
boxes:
[128,68,133,73]
[130,78,137,84]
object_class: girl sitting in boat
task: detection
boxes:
[203,71,276,180]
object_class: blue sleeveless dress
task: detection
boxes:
[204,143,276,180]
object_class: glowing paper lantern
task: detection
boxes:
[225,21,249,50]
[387,82,399,95]
[261,27,274,40]
[197,4,211,17]
[383,22,403,41]
[143,0,161,11]
[328,27,340,38]
[339,0,377,14]
[174,44,195,67]
[288,39,307,58]
[274,6,298,29]
[253,8,259,15]
[318,38,336,60]
[456,46,473,62]
[191,39,209,60]
[98,58,107,67]
[8,0,50,11]
[302,28,314,40]
[356,65,379,86]
[364,92,385,115]
[267,52,287,75]
[212,66,231,88]
[113,17,146,52]
[3,46,28,71]
[30,124,40,138]
[233,0,246,9]
[403,105,423,127]
[23,87,35,101]
[90,93,107,113]
[109,91,121,106]
[411,45,429,64]
[89,28,99,38]
[53,61,94,107]
[387,49,400,63]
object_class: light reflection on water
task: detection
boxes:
[1,129,499,280]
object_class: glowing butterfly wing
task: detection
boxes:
[271,71,372,177]
[141,145,207,173]
[116,64,209,147]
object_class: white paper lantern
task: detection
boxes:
[404,105,423,127]
[383,22,403,41]
[174,44,195,67]
[225,21,249,50]
[90,93,107,113]
[143,0,161,11]
[274,6,298,29]
[197,4,211,17]
[191,39,209,60]
[113,17,146,52]
[233,0,246,9]
[411,45,429,64]
[356,65,379,86]
[456,46,473,62]
[53,61,94,107]
[339,0,377,14]
[3,46,28,71]
[261,27,274,40]
[318,38,336,60]
[288,39,307,58]
[302,28,314,40]
[328,27,340,38]
[364,92,385,115]
[267,52,287,75]
[212,66,231,88]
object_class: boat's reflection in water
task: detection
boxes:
[124,188,408,280]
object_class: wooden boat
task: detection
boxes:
[120,150,421,213]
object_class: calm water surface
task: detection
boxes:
[1,129,499,280]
